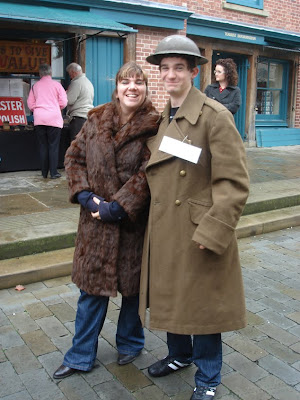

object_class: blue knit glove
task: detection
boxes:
[77,191,104,213]
[98,201,128,222]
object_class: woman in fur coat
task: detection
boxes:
[53,62,159,379]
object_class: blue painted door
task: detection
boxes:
[86,36,124,107]
[235,56,249,140]
[212,52,249,140]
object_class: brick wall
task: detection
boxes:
[136,28,182,111]
[135,1,300,126]
[150,0,300,32]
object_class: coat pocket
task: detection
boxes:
[188,198,212,224]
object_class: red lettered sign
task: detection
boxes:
[0,97,27,126]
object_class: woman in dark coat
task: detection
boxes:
[53,62,159,379]
[204,58,241,115]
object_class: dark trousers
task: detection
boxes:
[167,332,222,388]
[35,125,61,178]
[69,117,86,142]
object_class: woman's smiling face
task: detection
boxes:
[116,75,147,117]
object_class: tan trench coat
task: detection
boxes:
[139,87,250,335]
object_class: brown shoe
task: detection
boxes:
[53,364,77,379]
[117,352,140,365]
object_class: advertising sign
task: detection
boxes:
[0,97,27,126]
[0,41,51,73]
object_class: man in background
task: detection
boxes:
[66,63,94,142]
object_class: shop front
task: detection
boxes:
[187,14,300,146]
[0,1,136,172]
[0,38,68,171]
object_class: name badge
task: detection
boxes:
[159,136,202,164]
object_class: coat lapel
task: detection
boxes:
[218,88,230,101]
[147,87,205,168]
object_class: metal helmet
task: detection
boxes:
[146,35,208,66]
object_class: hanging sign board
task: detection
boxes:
[0,97,27,125]
[0,41,51,73]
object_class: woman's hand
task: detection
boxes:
[199,244,206,250]
[91,196,102,220]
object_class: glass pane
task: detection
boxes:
[256,90,280,115]
[256,89,262,114]
[272,91,280,114]
[51,42,64,78]
[269,63,283,89]
[256,89,271,114]
[226,0,263,10]
[257,62,268,88]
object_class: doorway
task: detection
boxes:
[86,36,124,107]
[212,51,249,140]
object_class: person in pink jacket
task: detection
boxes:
[28,64,67,179]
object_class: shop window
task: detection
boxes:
[48,40,64,79]
[256,58,289,126]
[0,40,65,118]
[226,0,263,10]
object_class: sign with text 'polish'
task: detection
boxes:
[0,97,27,125]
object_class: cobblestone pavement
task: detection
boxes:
[0,227,300,400]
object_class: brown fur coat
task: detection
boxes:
[64,100,159,297]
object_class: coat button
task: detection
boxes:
[175,199,181,206]
[179,170,186,177]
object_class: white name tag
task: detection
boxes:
[159,136,202,164]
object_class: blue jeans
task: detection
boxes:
[63,290,144,371]
[167,332,222,387]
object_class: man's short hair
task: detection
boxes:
[66,63,82,73]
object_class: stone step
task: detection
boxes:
[243,193,300,215]
[0,247,74,290]
[237,205,300,238]
[0,207,79,260]
[1,205,300,290]
[1,198,300,261]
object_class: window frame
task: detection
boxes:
[255,58,289,127]
[225,0,264,10]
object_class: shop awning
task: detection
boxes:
[187,14,300,49]
[0,2,136,33]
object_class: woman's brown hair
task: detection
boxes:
[215,58,238,86]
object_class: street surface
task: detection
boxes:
[0,227,300,400]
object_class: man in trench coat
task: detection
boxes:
[139,35,250,400]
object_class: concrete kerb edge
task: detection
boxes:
[237,213,300,238]
[0,261,73,290]
[243,194,300,215]
[0,232,76,260]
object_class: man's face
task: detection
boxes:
[159,57,199,99]
[68,70,76,80]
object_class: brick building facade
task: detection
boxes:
[0,0,299,173]
[132,0,300,146]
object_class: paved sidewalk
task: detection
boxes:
[0,146,300,253]
[0,227,300,400]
